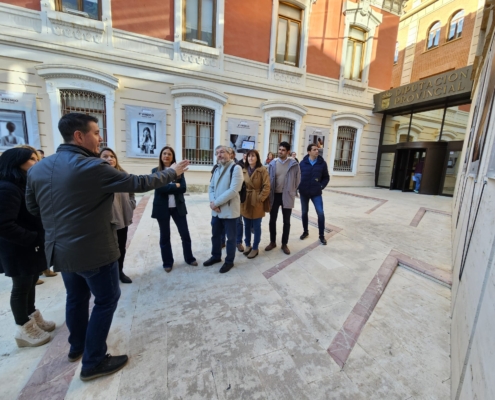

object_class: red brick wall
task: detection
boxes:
[224,0,272,63]
[369,9,399,90]
[0,0,40,10]
[111,0,174,41]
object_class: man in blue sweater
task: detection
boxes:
[298,144,330,245]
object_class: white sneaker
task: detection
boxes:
[15,319,50,348]
[29,309,56,332]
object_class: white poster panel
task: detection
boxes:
[125,106,166,158]
[0,91,40,151]
[227,118,259,161]
[305,126,329,160]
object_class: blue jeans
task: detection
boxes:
[211,217,237,264]
[222,217,243,245]
[157,209,196,268]
[61,261,121,371]
[414,173,422,191]
[243,217,262,250]
[300,194,325,236]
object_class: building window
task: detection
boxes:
[182,106,214,165]
[334,126,357,172]
[56,0,101,20]
[269,118,294,154]
[448,10,464,41]
[427,21,441,50]
[276,2,302,66]
[60,89,107,147]
[183,0,216,47]
[394,41,399,64]
[344,26,366,81]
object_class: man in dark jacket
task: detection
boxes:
[298,144,330,245]
[26,113,189,381]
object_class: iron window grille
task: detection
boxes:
[60,89,107,148]
[55,0,101,20]
[269,118,294,154]
[182,106,214,165]
[276,2,302,66]
[344,26,366,81]
[183,0,216,47]
[334,126,357,172]
[448,10,464,41]
[427,21,441,49]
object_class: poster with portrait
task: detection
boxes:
[0,91,39,151]
[125,106,166,158]
[305,126,329,160]
[227,118,259,161]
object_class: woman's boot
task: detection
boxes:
[15,319,50,348]
[29,309,56,332]
[43,269,58,277]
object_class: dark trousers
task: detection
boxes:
[11,274,38,325]
[211,216,237,264]
[157,209,196,269]
[269,193,292,245]
[61,261,121,371]
[116,227,128,273]
[300,194,325,236]
[221,217,243,245]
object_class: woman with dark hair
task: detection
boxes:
[151,146,197,272]
[264,152,274,166]
[0,148,55,347]
[100,147,136,283]
[241,150,271,259]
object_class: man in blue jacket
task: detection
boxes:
[298,144,330,245]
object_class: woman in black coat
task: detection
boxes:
[0,148,55,347]
[151,146,197,272]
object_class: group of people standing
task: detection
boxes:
[0,111,331,383]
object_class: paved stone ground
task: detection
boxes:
[0,187,452,399]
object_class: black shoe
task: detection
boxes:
[219,263,234,273]
[300,232,309,240]
[319,236,327,245]
[68,350,84,363]
[203,257,222,267]
[119,272,132,284]
[80,354,128,381]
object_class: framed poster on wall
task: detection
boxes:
[227,118,259,161]
[305,126,329,160]
[0,91,39,151]
[125,106,166,158]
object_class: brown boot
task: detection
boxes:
[265,242,276,251]
[43,269,57,277]
[247,249,259,259]
[281,244,290,255]
[36,279,44,285]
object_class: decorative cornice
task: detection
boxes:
[344,0,383,30]
[46,11,105,44]
[261,100,308,117]
[171,84,228,105]
[332,111,369,126]
[35,64,119,90]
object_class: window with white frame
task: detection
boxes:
[276,2,302,66]
[56,0,101,20]
[448,10,464,41]
[334,126,357,172]
[184,0,216,47]
[269,118,294,154]
[182,106,215,165]
[60,89,107,147]
[427,21,441,50]
[344,26,366,81]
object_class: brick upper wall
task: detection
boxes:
[111,0,174,41]
[224,0,272,63]
[0,0,40,10]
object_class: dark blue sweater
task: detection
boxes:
[298,155,330,197]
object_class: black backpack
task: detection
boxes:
[210,163,246,203]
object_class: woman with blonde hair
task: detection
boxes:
[151,146,197,272]
[241,150,270,259]
[99,147,136,283]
